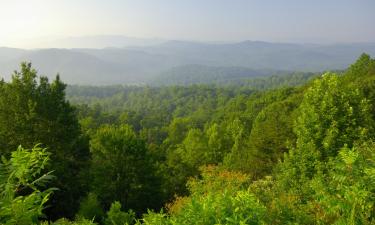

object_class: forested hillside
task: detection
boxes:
[1,54,375,224]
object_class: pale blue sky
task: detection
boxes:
[0,0,374,47]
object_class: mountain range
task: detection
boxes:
[1,39,375,85]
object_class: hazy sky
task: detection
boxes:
[0,0,374,48]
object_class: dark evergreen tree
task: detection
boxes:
[0,63,90,219]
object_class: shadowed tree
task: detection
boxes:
[0,63,90,219]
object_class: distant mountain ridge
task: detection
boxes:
[1,40,374,85]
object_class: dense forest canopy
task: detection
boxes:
[0,54,375,224]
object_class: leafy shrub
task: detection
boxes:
[77,192,105,222]
[104,201,135,225]
[0,145,55,224]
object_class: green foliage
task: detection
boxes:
[171,190,265,225]
[104,201,135,225]
[277,72,374,190]
[0,145,55,224]
[295,72,373,158]
[246,96,300,178]
[69,80,305,199]
[149,64,315,87]
[77,193,105,222]
[205,122,232,163]
[48,217,96,225]
[2,55,375,224]
[139,166,265,225]
[0,62,90,219]
[223,118,251,171]
[310,143,375,224]
[90,124,162,213]
[346,53,373,79]
[222,88,300,174]
[136,211,170,225]
[270,66,375,224]
[177,129,209,168]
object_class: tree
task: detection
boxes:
[247,96,300,178]
[294,73,373,159]
[90,124,161,213]
[223,118,251,172]
[345,53,372,79]
[278,73,374,190]
[0,63,90,219]
[273,72,375,223]
[205,123,231,163]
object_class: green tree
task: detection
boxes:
[345,53,373,79]
[247,96,300,178]
[294,73,373,159]
[273,72,375,224]
[90,124,161,213]
[205,123,231,163]
[223,118,251,172]
[0,63,90,219]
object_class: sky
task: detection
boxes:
[0,0,374,48]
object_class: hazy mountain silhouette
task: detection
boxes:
[1,40,374,85]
